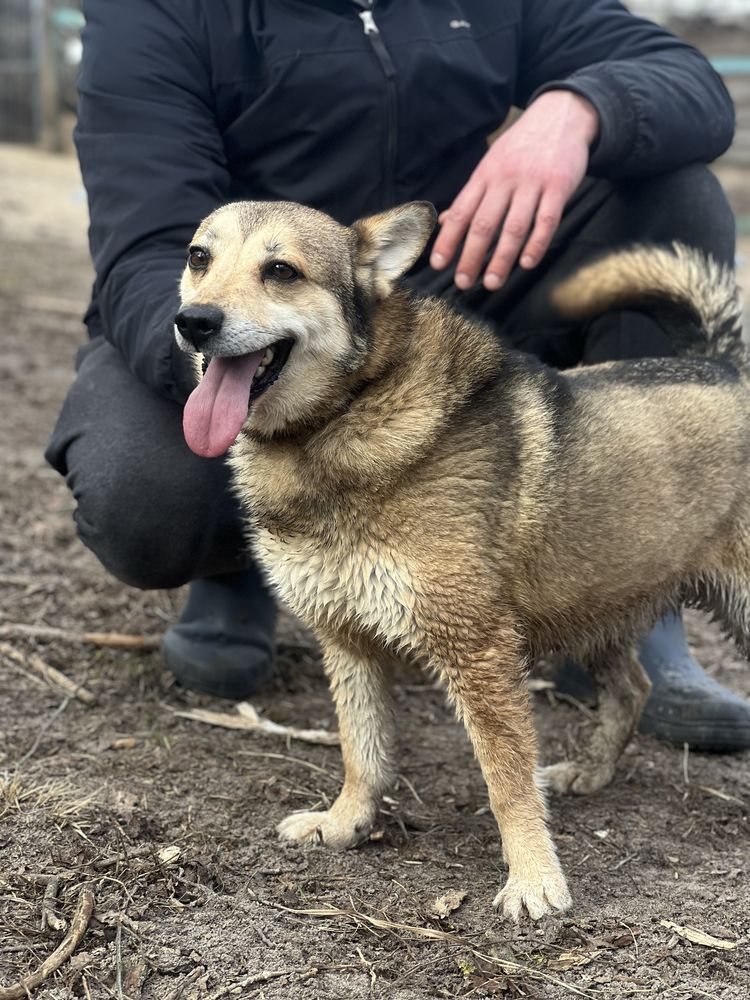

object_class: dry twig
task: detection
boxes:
[0,624,160,650]
[659,920,738,950]
[527,678,555,692]
[0,887,95,999]
[41,877,66,933]
[695,784,746,807]
[0,642,96,705]
[161,965,206,1000]
[168,702,339,746]
[115,921,124,1000]
[205,966,316,1000]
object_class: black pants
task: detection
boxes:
[46,165,735,590]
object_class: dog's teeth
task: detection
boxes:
[263,348,273,366]
[256,364,266,377]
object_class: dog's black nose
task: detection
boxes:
[174,305,224,349]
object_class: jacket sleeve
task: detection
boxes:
[516,0,735,178]
[75,0,230,403]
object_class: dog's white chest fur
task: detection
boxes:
[253,527,417,647]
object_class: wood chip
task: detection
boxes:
[547,949,602,972]
[168,702,339,746]
[157,846,181,866]
[430,889,467,919]
[659,920,738,950]
[109,737,139,750]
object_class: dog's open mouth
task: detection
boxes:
[249,338,294,400]
[183,338,294,458]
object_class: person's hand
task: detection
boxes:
[430,90,599,291]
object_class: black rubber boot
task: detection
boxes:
[637,613,750,752]
[553,613,750,752]
[161,566,277,700]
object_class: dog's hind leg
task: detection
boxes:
[277,636,395,850]
[436,634,572,921]
[542,643,651,796]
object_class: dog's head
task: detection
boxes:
[176,200,436,456]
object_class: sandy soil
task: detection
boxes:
[1,140,750,1000]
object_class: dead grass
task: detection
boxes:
[0,772,99,827]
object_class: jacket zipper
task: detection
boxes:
[358,7,398,209]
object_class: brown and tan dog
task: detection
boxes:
[174,201,750,920]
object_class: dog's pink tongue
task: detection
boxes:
[183,353,263,457]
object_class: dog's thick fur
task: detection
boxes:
[176,201,750,920]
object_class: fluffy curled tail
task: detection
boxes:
[553,242,747,374]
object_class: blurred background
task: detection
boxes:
[0,0,82,149]
[0,1,748,221]
[0,0,747,255]
[0,1,747,192]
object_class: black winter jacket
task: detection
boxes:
[74,0,735,403]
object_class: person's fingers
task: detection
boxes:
[483,187,541,290]
[518,188,565,270]
[452,188,514,289]
[430,179,486,271]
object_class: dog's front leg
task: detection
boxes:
[277,637,395,850]
[439,643,571,921]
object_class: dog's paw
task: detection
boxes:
[493,868,572,922]
[277,808,373,851]
[541,760,615,796]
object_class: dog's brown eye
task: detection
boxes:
[188,246,210,271]
[264,261,299,282]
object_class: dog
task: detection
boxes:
[174,199,750,920]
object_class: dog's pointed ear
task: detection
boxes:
[353,202,437,298]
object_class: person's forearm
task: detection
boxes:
[518,0,735,178]
[541,90,599,150]
[98,250,196,404]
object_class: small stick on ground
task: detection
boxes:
[0,642,96,705]
[92,845,157,871]
[168,703,339,746]
[549,689,597,720]
[205,966,316,1000]
[0,624,161,650]
[0,886,95,999]
[161,966,206,1000]
[41,877,66,933]
[115,920,124,1000]
[527,678,556,692]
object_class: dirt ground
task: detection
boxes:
[2,129,750,1000]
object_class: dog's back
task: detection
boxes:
[544,244,750,658]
